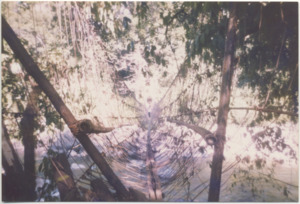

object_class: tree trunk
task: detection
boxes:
[2,16,130,201]
[20,84,41,201]
[2,122,26,201]
[207,3,237,202]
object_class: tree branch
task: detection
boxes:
[229,106,297,117]
[167,118,216,145]
[69,119,114,135]
[164,8,185,35]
